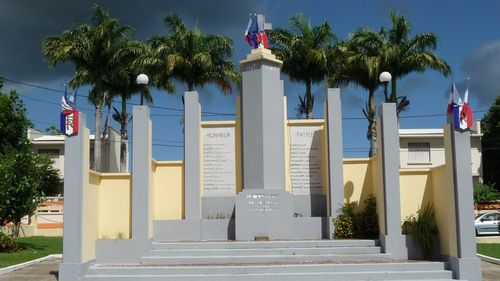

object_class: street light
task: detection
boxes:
[379,71,392,103]
[136,73,149,105]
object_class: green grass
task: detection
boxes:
[0,236,62,268]
[477,243,500,259]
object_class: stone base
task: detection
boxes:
[95,238,152,263]
[380,234,408,259]
[154,219,235,241]
[202,197,235,219]
[449,256,482,281]
[59,262,89,281]
[235,190,294,240]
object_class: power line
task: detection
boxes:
[4,77,233,116]
[6,77,492,120]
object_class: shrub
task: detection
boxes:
[357,195,380,239]
[0,232,19,253]
[473,183,499,203]
[334,202,357,239]
[402,203,438,259]
[334,195,380,239]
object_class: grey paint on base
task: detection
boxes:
[95,239,152,263]
[240,59,285,191]
[202,197,235,219]
[325,88,344,217]
[449,256,482,281]
[59,113,86,281]
[447,125,482,281]
[292,195,326,217]
[235,189,294,240]
[153,219,235,241]
[131,106,152,240]
[184,92,201,220]
[377,104,407,259]
[202,195,326,219]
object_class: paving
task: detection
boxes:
[0,258,60,281]
[0,258,498,280]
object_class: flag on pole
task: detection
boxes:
[244,14,269,49]
[60,86,79,136]
[446,82,473,130]
[460,86,473,129]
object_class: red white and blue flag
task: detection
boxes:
[60,86,79,136]
[447,83,473,130]
[244,14,268,49]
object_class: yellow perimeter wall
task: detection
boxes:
[87,120,459,258]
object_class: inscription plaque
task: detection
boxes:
[246,193,280,214]
[289,126,323,195]
[202,127,236,197]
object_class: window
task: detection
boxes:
[38,148,60,156]
[408,142,430,163]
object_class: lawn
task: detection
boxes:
[477,243,500,259]
[0,236,62,268]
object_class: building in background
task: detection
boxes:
[28,127,122,180]
[399,121,482,184]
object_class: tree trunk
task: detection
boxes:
[368,89,377,157]
[94,104,102,172]
[390,78,397,103]
[188,82,194,92]
[119,95,128,173]
[12,221,20,237]
[306,80,313,119]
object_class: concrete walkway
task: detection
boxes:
[0,258,498,280]
[0,258,59,281]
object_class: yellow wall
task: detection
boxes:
[399,169,433,220]
[97,173,131,239]
[153,161,184,220]
[81,114,462,261]
[430,123,458,257]
[343,158,375,212]
[82,128,98,262]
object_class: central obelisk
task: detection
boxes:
[235,14,294,240]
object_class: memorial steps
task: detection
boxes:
[83,239,456,280]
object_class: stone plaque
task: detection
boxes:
[289,126,323,195]
[245,193,280,215]
[202,127,236,197]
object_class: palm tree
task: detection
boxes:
[107,40,152,172]
[269,14,335,119]
[328,12,451,157]
[148,13,239,95]
[383,11,451,104]
[328,29,385,156]
[43,5,133,171]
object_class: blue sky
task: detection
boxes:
[1,0,499,159]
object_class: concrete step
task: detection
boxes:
[86,261,447,275]
[140,253,395,265]
[148,246,382,256]
[151,239,378,250]
[83,269,453,281]
[84,239,456,280]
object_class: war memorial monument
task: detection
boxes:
[58,14,482,281]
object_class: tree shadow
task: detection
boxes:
[50,270,59,280]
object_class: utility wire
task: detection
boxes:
[5,77,234,116]
[7,77,491,120]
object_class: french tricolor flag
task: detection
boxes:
[447,83,473,130]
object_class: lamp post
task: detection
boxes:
[136,73,149,105]
[379,71,392,103]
